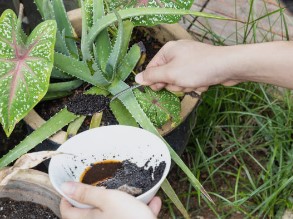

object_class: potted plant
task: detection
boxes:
[0,0,230,216]
[0,152,63,218]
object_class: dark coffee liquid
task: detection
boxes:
[80,160,122,186]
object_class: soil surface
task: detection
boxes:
[0,198,59,219]
[67,94,110,116]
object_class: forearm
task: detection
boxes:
[228,41,293,89]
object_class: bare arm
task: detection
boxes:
[135,40,293,91]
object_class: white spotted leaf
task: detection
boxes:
[0,10,56,136]
[133,86,181,127]
[108,0,194,26]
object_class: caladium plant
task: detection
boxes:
[0,9,56,136]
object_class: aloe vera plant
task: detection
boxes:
[0,0,233,217]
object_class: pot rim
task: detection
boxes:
[24,9,200,145]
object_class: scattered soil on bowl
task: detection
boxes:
[0,198,59,219]
[81,160,166,197]
[67,93,110,116]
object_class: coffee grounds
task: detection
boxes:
[0,198,59,219]
[100,160,166,196]
[67,93,110,116]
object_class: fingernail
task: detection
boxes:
[135,73,143,84]
[61,182,76,196]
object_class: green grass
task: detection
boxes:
[162,0,293,218]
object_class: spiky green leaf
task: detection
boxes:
[54,52,104,86]
[85,8,231,56]
[0,10,56,136]
[117,44,141,81]
[105,11,124,81]
[0,108,78,168]
[52,0,79,58]
[110,99,138,127]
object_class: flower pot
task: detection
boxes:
[24,8,200,158]
[0,169,61,218]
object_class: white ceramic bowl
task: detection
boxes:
[49,125,171,208]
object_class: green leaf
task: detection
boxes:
[0,108,78,168]
[0,10,56,136]
[85,8,231,54]
[117,44,140,81]
[67,115,86,139]
[109,0,194,26]
[105,10,124,81]
[48,80,83,92]
[118,20,134,63]
[161,179,190,219]
[52,0,79,58]
[51,67,73,79]
[54,52,104,86]
[90,112,103,129]
[110,99,138,127]
[94,0,112,72]
[134,87,181,127]
[85,86,109,96]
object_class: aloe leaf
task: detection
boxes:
[105,10,124,81]
[34,0,55,20]
[90,112,103,129]
[109,80,214,205]
[161,179,190,219]
[85,8,231,54]
[117,44,140,81]
[110,99,138,127]
[43,91,72,101]
[54,52,105,86]
[52,0,79,58]
[118,20,134,63]
[67,115,86,139]
[51,67,73,79]
[133,87,181,127]
[85,86,109,96]
[34,0,70,55]
[0,10,56,136]
[84,0,94,29]
[94,0,112,72]
[48,80,83,92]
[0,109,78,168]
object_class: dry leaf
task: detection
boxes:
[0,151,65,187]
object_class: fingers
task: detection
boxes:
[60,198,101,219]
[61,182,108,207]
[135,65,171,86]
[148,197,162,217]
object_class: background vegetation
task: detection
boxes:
[161,0,293,218]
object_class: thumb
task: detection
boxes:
[135,65,171,86]
[61,182,108,207]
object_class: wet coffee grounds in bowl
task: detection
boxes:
[0,198,59,219]
[80,160,166,196]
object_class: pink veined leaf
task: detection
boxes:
[0,9,56,136]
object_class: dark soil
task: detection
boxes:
[0,198,59,219]
[99,160,166,196]
[67,93,110,116]
[0,122,27,158]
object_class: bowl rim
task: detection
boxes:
[49,125,171,205]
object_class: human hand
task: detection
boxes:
[60,182,161,219]
[135,40,243,93]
